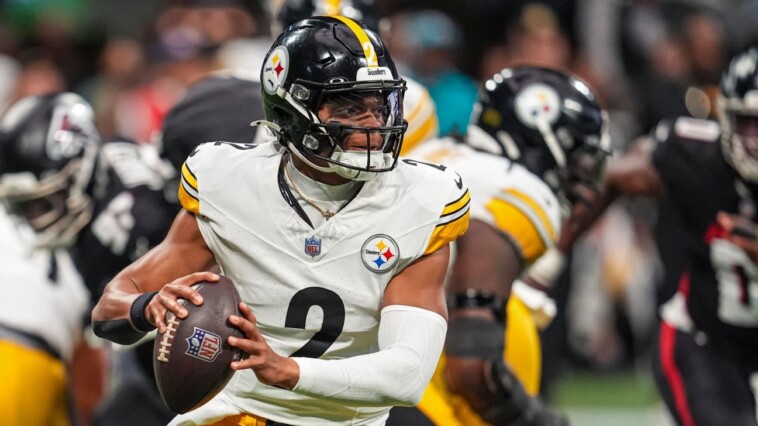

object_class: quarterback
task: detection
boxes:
[92,16,469,426]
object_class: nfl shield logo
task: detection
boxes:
[305,235,321,257]
[185,327,222,362]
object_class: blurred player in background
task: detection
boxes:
[0,203,89,426]
[558,42,758,426]
[93,16,468,425]
[0,92,176,425]
[390,66,611,426]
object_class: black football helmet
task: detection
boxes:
[718,42,758,183]
[259,15,407,181]
[160,70,264,173]
[0,92,100,247]
[466,66,611,206]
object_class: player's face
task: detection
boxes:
[318,92,388,151]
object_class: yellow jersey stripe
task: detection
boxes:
[486,198,548,264]
[503,188,556,241]
[181,162,198,191]
[424,209,469,255]
[332,15,378,67]
[442,189,470,217]
[178,182,200,214]
[401,112,438,154]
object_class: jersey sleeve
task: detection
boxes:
[423,171,471,255]
[178,160,200,213]
[484,177,561,265]
[177,142,213,214]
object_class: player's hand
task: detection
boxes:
[717,212,758,263]
[228,302,300,390]
[147,271,219,334]
[558,183,601,252]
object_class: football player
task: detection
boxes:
[0,92,177,425]
[92,16,469,425]
[558,42,758,426]
[0,203,90,426]
[390,66,611,426]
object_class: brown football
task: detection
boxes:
[153,275,245,413]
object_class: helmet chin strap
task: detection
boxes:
[286,140,338,174]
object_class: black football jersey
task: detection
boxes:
[71,139,177,304]
[652,117,758,363]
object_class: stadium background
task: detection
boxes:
[2,0,758,424]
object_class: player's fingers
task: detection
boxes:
[150,305,167,334]
[176,271,220,286]
[228,315,263,342]
[156,292,189,319]
[239,302,256,323]
[163,282,203,306]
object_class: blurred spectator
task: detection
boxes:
[78,37,147,140]
[481,2,572,78]
[11,49,67,101]
[384,9,477,137]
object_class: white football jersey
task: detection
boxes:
[409,137,561,264]
[172,141,469,425]
[0,207,89,360]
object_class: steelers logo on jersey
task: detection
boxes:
[361,234,399,274]
[263,46,289,95]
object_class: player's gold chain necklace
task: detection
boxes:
[284,159,338,220]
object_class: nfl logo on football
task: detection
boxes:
[305,236,321,257]
[186,327,222,362]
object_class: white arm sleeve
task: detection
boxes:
[292,305,446,407]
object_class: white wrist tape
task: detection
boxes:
[511,279,557,330]
[292,305,446,407]
[526,247,566,289]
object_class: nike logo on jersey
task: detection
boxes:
[454,173,463,189]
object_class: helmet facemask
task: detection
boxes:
[282,80,407,181]
[0,93,99,248]
[0,156,95,248]
[718,94,758,183]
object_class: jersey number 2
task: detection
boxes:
[285,287,345,358]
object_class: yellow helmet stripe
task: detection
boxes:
[332,15,378,67]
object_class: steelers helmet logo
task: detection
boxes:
[263,46,289,95]
[361,234,400,274]
[514,83,561,128]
